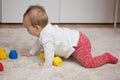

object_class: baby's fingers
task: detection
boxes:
[21,52,31,57]
[39,61,44,66]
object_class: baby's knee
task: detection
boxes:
[81,61,97,68]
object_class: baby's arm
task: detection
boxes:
[22,38,42,56]
[42,40,55,66]
[39,29,55,66]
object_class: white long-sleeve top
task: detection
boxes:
[29,23,79,66]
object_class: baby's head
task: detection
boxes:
[23,5,48,36]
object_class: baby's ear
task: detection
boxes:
[35,25,41,29]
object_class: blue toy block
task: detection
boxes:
[9,50,18,59]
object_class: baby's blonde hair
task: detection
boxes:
[23,5,48,28]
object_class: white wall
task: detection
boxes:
[60,0,115,23]
[0,0,2,23]
[2,0,59,23]
[2,0,45,23]
[1,0,120,23]
[118,0,120,23]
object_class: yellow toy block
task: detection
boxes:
[53,56,62,67]
[40,51,62,66]
[0,48,7,60]
[40,51,45,61]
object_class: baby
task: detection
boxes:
[22,5,118,68]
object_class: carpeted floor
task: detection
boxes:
[0,27,120,80]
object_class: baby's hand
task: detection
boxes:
[21,52,32,57]
[39,61,44,66]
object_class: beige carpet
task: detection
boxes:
[0,27,120,80]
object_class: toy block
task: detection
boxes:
[40,51,62,66]
[9,50,18,59]
[0,48,7,60]
[0,62,4,71]
[53,57,62,67]
[40,51,45,61]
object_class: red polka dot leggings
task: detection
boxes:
[72,32,118,68]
